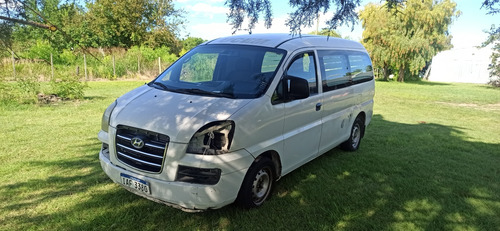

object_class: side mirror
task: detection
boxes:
[283,76,309,101]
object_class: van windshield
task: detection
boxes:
[150,44,286,99]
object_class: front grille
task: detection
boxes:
[115,125,169,173]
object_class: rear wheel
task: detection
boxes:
[236,157,275,208]
[341,116,364,151]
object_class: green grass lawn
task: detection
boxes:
[1,80,499,230]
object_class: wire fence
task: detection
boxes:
[1,48,179,82]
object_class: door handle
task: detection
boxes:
[316,103,322,111]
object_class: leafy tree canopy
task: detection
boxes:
[86,0,183,50]
[0,0,184,55]
[359,0,459,82]
[179,37,206,55]
[482,0,499,14]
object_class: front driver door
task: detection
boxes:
[275,51,323,174]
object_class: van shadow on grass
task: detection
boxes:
[1,114,499,230]
[254,114,500,230]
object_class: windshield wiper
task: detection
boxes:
[150,83,235,98]
[150,81,170,91]
[180,88,235,99]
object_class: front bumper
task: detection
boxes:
[99,144,253,212]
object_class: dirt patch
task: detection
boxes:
[436,102,500,111]
[37,93,63,104]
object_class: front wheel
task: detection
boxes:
[341,116,364,151]
[236,157,275,209]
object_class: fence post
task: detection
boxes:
[84,54,88,81]
[11,51,16,80]
[113,55,116,78]
[158,57,161,75]
[50,53,54,81]
[137,56,140,75]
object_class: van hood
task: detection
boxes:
[110,85,252,143]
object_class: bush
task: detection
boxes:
[0,76,40,104]
[59,49,78,65]
[49,76,86,100]
[17,76,41,103]
[0,81,17,103]
[24,40,59,64]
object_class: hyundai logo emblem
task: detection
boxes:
[131,137,145,149]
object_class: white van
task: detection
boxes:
[98,33,374,212]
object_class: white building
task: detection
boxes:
[428,45,493,84]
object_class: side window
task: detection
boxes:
[272,52,317,104]
[348,53,374,83]
[318,51,350,92]
[286,52,318,94]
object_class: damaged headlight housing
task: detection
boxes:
[101,100,117,132]
[186,121,235,155]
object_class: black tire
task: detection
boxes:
[236,157,275,209]
[340,116,364,151]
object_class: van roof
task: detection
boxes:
[204,33,365,51]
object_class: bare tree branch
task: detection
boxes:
[0,15,56,31]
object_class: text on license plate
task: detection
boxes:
[120,173,151,194]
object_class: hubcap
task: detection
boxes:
[252,168,271,205]
[352,124,361,148]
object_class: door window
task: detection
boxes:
[272,52,318,104]
[286,52,318,94]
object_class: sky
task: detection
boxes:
[173,0,499,50]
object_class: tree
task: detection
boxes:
[1,0,28,55]
[177,37,205,56]
[481,0,500,86]
[358,3,395,81]
[85,0,184,51]
[0,21,14,55]
[359,0,458,82]
[182,37,205,50]
[0,0,184,53]
[1,0,97,54]
[14,0,86,50]
[224,0,410,34]
[482,0,499,14]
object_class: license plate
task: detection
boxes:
[120,173,151,194]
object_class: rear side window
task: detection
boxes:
[319,52,350,91]
[318,50,373,92]
[348,54,373,84]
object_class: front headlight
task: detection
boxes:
[186,121,235,155]
[101,100,117,132]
